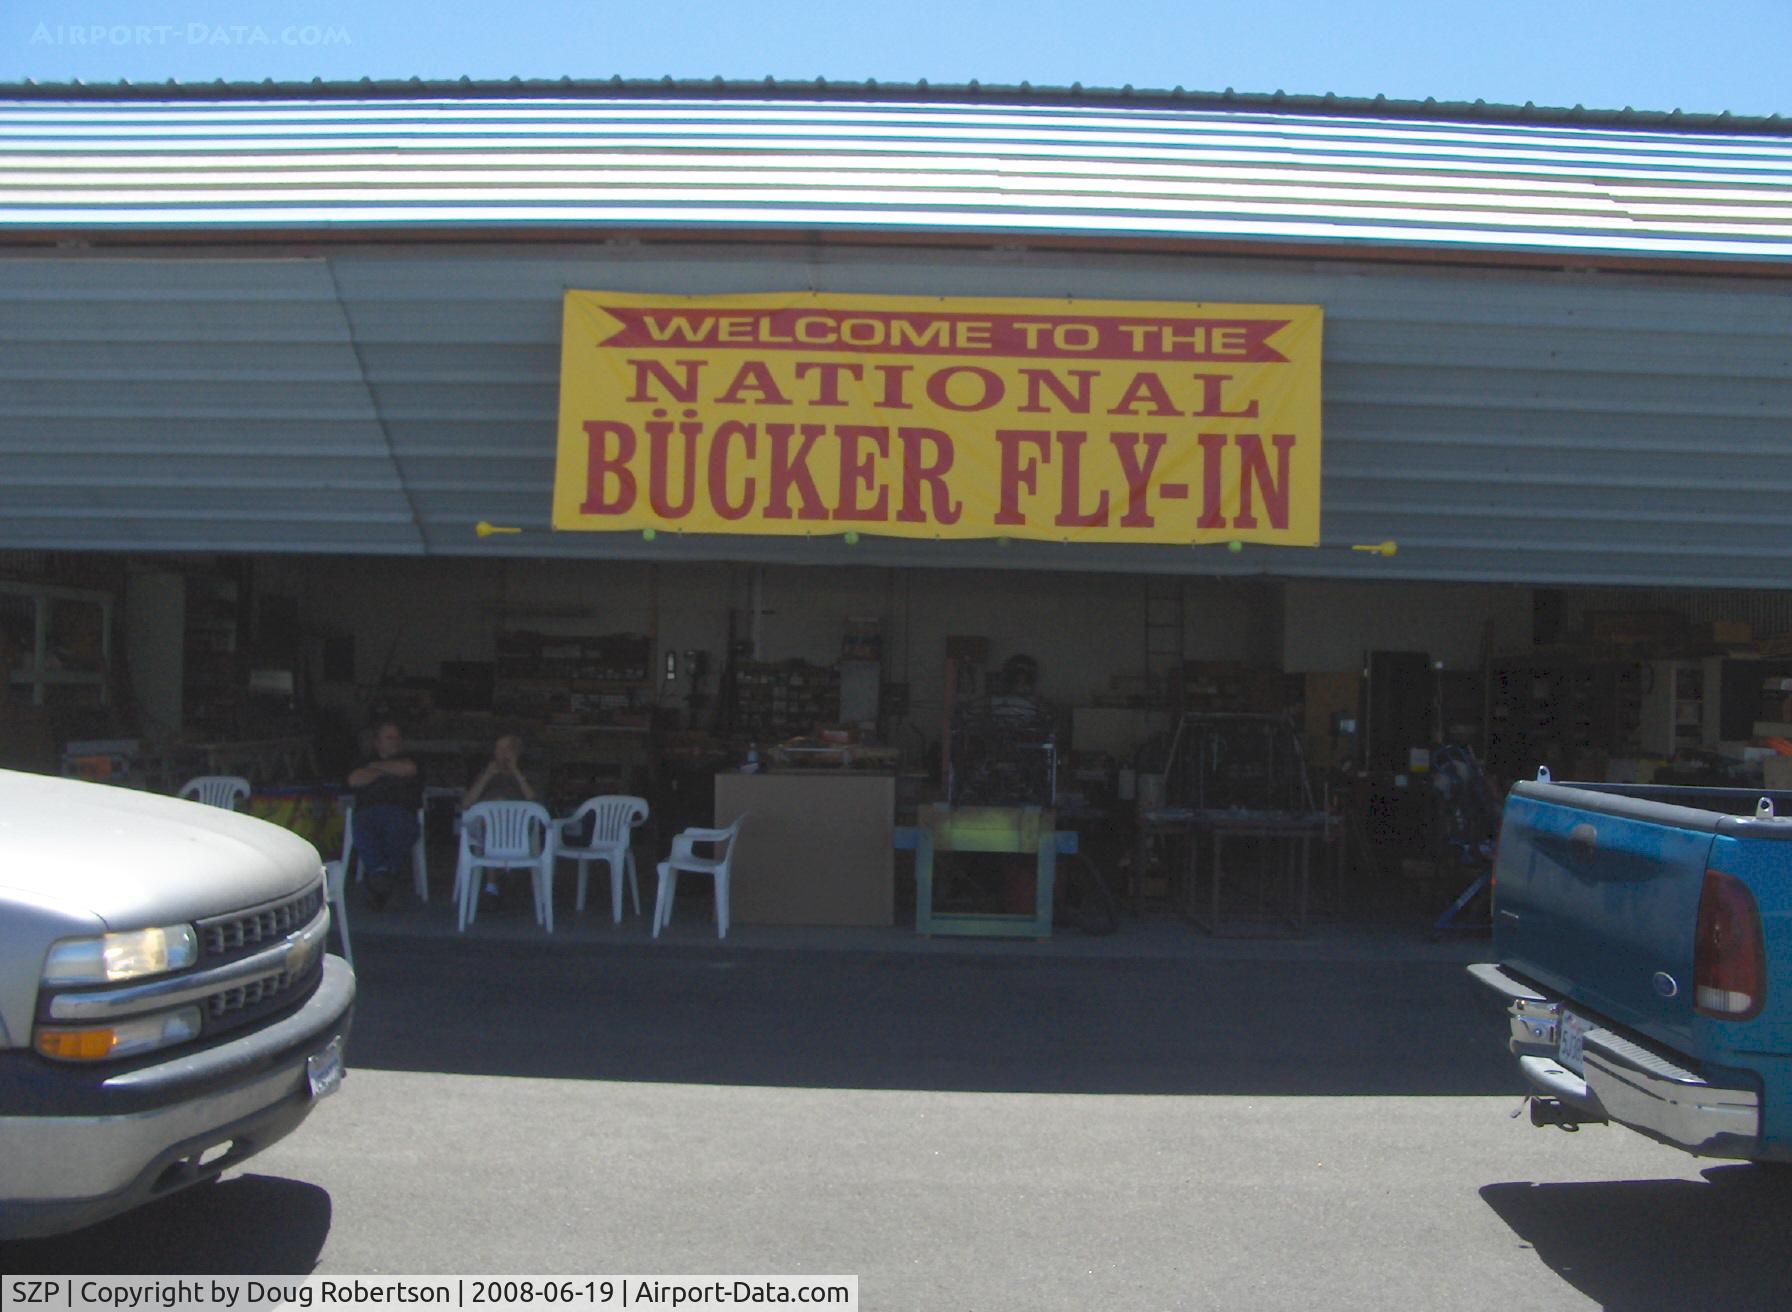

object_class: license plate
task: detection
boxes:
[306,1036,345,1100]
[1557,1009,1590,1076]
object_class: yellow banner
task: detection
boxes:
[553,291,1322,545]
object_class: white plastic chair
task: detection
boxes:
[652,813,748,940]
[178,776,251,810]
[457,801,555,933]
[322,859,353,969]
[553,795,649,923]
[340,799,430,902]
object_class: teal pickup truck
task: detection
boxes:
[1471,771,1792,1164]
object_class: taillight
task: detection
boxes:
[1694,869,1767,1020]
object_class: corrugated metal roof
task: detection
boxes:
[2,89,1791,264]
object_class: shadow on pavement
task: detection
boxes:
[346,932,1513,1095]
[0,1174,331,1274]
[1480,1165,1792,1311]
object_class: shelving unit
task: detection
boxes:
[182,570,243,736]
[492,631,654,728]
[1486,659,1642,779]
[1179,662,1299,715]
[1639,659,1705,757]
[732,660,840,740]
[490,630,659,810]
[1,580,113,709]
[539,729,655,811]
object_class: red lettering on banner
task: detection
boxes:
[627,359,702,403]
[926,366,1004,412]
[764,423,829,521]
[645,414,699,519]
[875,364,914,410]
[1053,432,1110,527]
[994,430,1051,525]
[1019,369,1096,415]
[716,361,790,406]
[794,361,864,407]
[895,428,962,525]
[1189,373,1260,418]
[834,426,891,522]
[1197,433,1228,529]
[580,421,638,514]
[1111,432,1168,528]
[709,420,757,520]
[1106,371,1181,417]
[1234,434,1296,530]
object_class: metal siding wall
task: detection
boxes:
[1,242,1789,590]
[0,257,427,553]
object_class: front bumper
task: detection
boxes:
[1469,962,1761,1159]
[0,954,354,1241]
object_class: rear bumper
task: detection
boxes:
[1469,962,1761,1159]
[0,954,354,1241]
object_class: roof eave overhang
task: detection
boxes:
[4,221,1791,281]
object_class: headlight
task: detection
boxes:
[42,925,199,985]
[35,1006,203,1062]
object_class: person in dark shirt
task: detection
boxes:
[347,721,423,909]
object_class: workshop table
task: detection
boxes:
[1187,809,1331,937]
[1136,806,1332,936]
[895,805,1079,940]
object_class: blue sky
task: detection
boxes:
[7,0,1791,118]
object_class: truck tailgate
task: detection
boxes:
[1495,781,1716,1054]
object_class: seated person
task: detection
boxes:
[460,733,541,904]
[460,732,538,808]
[346,721,423,910]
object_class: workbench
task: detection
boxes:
[894,804,1078,940]
[1137,806,1332,937]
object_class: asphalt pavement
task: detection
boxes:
[8,909,1792,1310]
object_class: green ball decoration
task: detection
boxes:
[642,528,657,541]
[1227,540,1243,553]
[844,531,860,545]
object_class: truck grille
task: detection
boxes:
[208,966,299,1019]
[200,928,326,1036]
[199,884,325,960]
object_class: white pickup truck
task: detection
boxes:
[0,768,355,1239]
